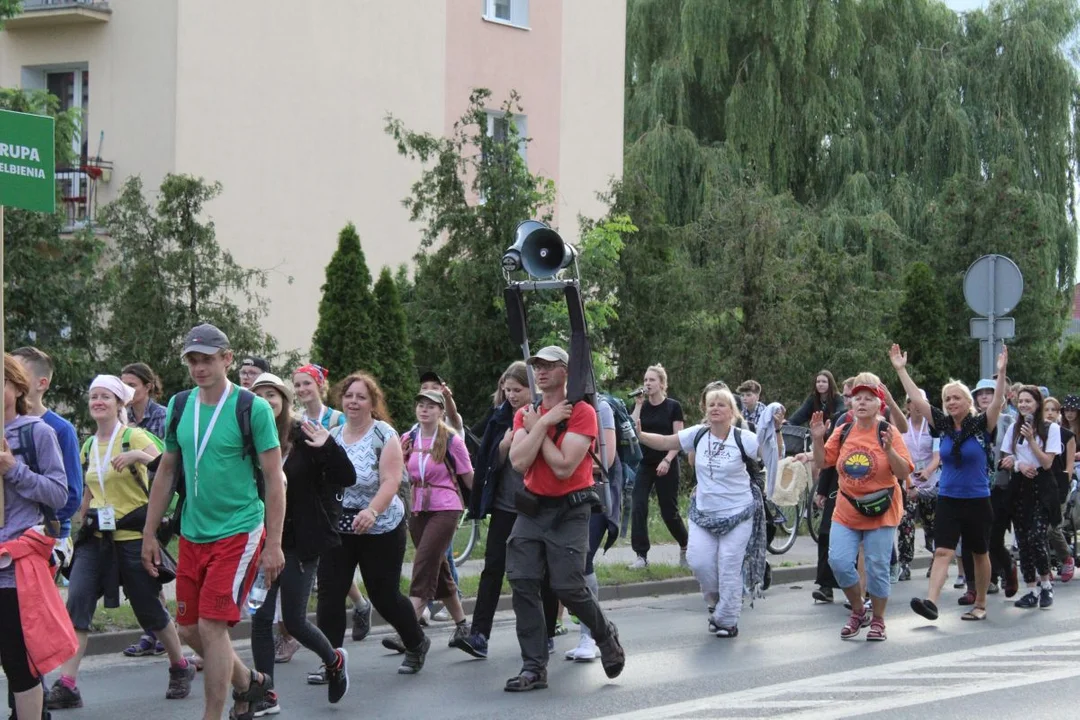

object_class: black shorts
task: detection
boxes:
[935,495,993,554]
[0,588,40,692]
[67,536,169,632]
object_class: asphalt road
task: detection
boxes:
[13,570,1080,719]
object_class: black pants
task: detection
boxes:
[815,494,838,589]
[631,461,688,558]
[989,485,1013,582]
[253,551,336,678]
[316,522,424,650]
[0,588,38,694]
[472,509,559,640]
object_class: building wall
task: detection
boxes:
[172,0,448,352]
[0,0,179,201]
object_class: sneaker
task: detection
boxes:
[957,590,976,606]
[679,547,689,568]
[381,635,407,654]
[187,653,204,672]
[327,648,349,704]
[306,667,328,685]
[166,661,196,700]
[1005,562,1019,598]
[553,621,568,636]
[987,582,1000,595]
[432,605,451,622]
[1061,558,1075,583]
[866,617,887,642]
[953,575,966,589]
[452,631,489,659]
[1014,590,1039,609]
[419,606,431,627]
[547,637,555,654]
[274,635,300,664]
[45,681,83,710]
[123,634,158,657]
[352,602,372,642]
[812,587,834,603]
[890,563,901,584]
[596,623,626,679]
[840,611,870,640]
[154,640,167,656]
[564,635,600,661]
[628,556,648,570]
[398,636,432,675]
[1039,586,1054,609]
[252,691,281,717]
[714,626,738,638]
[898,564,911,582]
[448,622,470,648]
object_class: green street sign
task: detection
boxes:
[0,108,55,213]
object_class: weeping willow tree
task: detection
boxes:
[617,0,1080,408]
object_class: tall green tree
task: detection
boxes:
[892,262,950,394]
[311,223,380,382]
[100,175,282,396]
[372,267,414,426]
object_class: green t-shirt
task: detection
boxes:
[165,385,279,543]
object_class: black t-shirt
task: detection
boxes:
[640,397,684,466]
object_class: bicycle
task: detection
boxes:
[767,426,816,555]
[452,513,482,567]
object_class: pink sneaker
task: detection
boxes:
[840,610,870,640]
[1060,558,1075,583]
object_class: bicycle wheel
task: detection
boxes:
[452,516,481,567]
[767,499,799,555]
[806,486,823,543]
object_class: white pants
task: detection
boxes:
[687,518,753,628]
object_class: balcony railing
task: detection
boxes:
[57,165,108,232]
[5,0,111,29]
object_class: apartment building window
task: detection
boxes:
[487,111,527,163]
[43,68,90,161]
[483,0,528,29]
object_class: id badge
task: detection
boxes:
[98,506,117,531]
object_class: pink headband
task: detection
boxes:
[295,364,329,387]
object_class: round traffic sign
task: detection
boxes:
[963,254,1023,317]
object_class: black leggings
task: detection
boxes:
[316,522,424,650]
[631,461,688,557]
[252,551,336,678]
[472,508,559,640]
[0,588,39,693]
[815,494,838,589]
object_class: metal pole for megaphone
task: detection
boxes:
[502,221,611,514]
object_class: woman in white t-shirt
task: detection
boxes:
[1000,385,1062,609]
[638,386,764,639]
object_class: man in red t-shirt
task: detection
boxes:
[503,346,625,692]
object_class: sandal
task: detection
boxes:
[910,597,939,621]
[504,670,548,692]
[232,670,273,706]
[961,606,988,621]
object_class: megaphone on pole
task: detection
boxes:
[502,220,577,278]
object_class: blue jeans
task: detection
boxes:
[828,523,896,599]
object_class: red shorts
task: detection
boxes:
[175,526,264,626]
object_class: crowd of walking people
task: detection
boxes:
[0,320,1077,719]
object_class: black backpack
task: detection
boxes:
[600,393,643,474]
[163,387,264,540]
[11,423,62,537]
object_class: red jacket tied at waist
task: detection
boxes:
[0,529,78,677]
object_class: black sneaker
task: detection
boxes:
[382,634,407,653]
[448,622,470,648]
[596,622,625,679]
[1039,586,1054,609]
[1014,590,1039,609]
[398,635,431,675]
[166,661,196,699]
[45,681,83,710]
[352,602,372,642]
[306,667,328,685]
[812,587,834,603]
[252,691,281,717]
[898,564,911,581]
[327,648,349,704]
[451,630,489,659]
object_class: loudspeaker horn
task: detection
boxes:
[502,220,576,278]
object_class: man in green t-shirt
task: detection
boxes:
[141,324,286,720]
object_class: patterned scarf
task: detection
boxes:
[688,484,768,603]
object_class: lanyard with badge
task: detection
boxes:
[90,422,123,531]
[193,382,232,498]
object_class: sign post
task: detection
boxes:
[963,254,1023,380]
[0,108,57,526]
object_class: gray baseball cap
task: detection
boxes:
[181,323,231,358]
[526,346,569,366]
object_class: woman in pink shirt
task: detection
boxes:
[402,390,474,646]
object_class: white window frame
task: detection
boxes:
[487,110,528,164]
[482,0,529,30]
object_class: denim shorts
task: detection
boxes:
[67,536,170,632]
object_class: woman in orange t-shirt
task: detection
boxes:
[811,372,913,643]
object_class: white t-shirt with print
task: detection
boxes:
[679,425,758,515]
[1001,422,1062,470]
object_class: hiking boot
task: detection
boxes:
[381,634,407,654]
[352,602,372,641]
[866,617,887,642]
[1039,586,1054,609]
[274,634,300,664]
[452,631,489,659]
[398,635,432,675]
[898,564,911,582]
[628,556,648,570]
[957,590,976,606]
[812,587,834,603]
[596,623,625,679]
[252,691,280,717]
[1014,590,1039,609]
[326,648,349,704]
[45,681,83,710]
[840,610,870,640]
[1061,558,1075,583]
[564,634,600,661]
[166,661,196,699]
[448,622,471,648]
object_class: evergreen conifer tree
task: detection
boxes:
[892,262,950,398]
[312,223,380,381]
[373,267,415,427]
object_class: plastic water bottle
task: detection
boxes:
[247,569,268,613]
